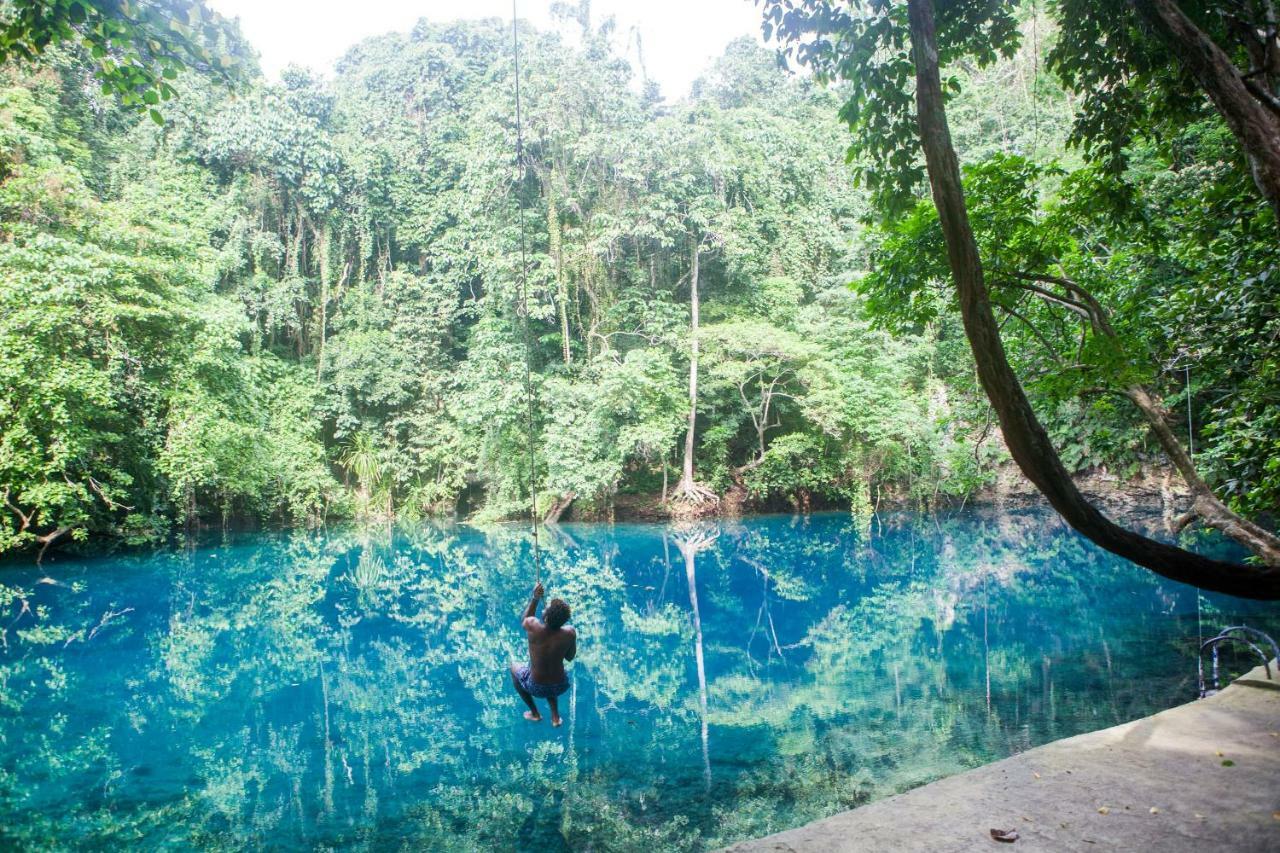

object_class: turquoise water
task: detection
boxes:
[1,509,1277,850]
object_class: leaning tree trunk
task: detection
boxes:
[1122,385,1280,565]
[1135,0,1280,227]
[1010,275,1280,564]
[906,0,1280,599]
[543,491,576,525]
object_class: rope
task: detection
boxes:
[1186,361,1200,649]
[511,0,541,582]
[1030,0,1040,157]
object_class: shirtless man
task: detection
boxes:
[510,581,576,726]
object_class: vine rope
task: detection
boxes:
[511,0,542,582]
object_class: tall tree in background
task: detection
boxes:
[676,237,717,504]
[657,111,728,507]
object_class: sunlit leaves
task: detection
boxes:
[0,0,251,120]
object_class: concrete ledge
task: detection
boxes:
[724,663,1280,852]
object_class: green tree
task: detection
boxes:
[1049,0,1280,225]
[867,152,1280,563]
[763,0,1280,597]
[0,0,250,121]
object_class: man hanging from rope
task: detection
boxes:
[510,581,576,726]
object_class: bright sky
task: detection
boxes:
[206,0,767,100]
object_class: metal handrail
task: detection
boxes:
[1197,626,1278,698]
[1215,626,1280,663]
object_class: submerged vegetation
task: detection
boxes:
[0,0,1276,570]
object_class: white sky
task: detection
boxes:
[206,0,767,100]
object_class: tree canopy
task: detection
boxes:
[0,1,1276,596]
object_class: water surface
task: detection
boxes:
[1,509,1277,850]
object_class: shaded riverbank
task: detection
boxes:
[595,462,1191,524]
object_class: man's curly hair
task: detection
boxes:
[544,598,571,629]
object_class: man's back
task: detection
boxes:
[524,619,576,684]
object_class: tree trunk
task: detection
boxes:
[316,220,330,378]
[543,491,576,524]
[1122,385,1280,565]
[294,206,307,357]
[676,238,706,501]
[1135,0,1280,226]
[547,186,572,365]
[906,0,1280,599]
[35,525,69,564]
[684,241,699,488]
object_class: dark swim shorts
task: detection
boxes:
[514,664,570,699]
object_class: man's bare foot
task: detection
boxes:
[523,711,542,723]
[551,715,562,727]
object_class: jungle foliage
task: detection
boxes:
[0,0,1276,556]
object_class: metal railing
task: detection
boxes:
[1197,626,1278,698]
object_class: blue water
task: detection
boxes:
[1,509,1277,851]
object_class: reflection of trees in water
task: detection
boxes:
[0,511,1276,849]
[673,523,719,791]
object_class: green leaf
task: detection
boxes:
[149,108,164,126]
